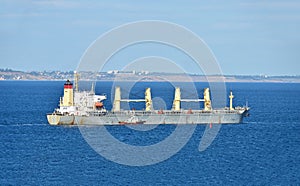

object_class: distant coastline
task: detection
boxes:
[1,68,299,83]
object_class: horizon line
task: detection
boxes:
[0,68,299,77]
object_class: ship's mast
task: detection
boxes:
[203,88,212,111]
[145,88,152,111]
[74,71,79,92]
[172,87,181,111]
[113,87,153,112]
[229,91,234,110]
[113,87,121,112]
[171,87,213,111]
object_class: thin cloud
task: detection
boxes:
[33,0,81,9]
[32,0,140,10]
[262,14,300,21]
[70,20,107,27]
[241,1,300,9]
[0,12,44,18]
[212,22,253,30]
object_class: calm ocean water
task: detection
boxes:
[0,81,299,185]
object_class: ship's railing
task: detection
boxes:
[105,109,242,116]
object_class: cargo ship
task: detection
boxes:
[47,72,250,125]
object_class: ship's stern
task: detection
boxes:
[47,114,74,125]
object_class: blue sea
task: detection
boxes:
[0,81,299,185]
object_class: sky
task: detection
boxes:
[0,0,300,75]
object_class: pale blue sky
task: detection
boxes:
[0,0,300,75]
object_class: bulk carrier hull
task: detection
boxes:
[47,74,250,126]
[47,109,249,125]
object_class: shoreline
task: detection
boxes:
[1,78,300,83]
[1,69,300,83]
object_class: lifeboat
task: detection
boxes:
[95,102,103,107]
